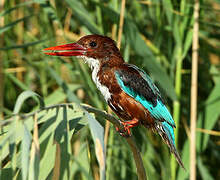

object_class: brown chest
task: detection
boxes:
[97,67,121,94]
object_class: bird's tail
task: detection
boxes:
[156,122,185,169]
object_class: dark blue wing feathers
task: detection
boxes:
[126,64,163,101]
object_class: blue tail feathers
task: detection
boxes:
[160,122,185,169]
[162,121,175,146]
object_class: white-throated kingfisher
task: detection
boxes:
[43,34,184,168]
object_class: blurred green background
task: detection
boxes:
[0,0,220,180]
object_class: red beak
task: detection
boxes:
[43,43,86,56]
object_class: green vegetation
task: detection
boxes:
[0,0,219,179]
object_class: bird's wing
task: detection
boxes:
[115,64,176,128]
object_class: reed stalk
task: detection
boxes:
[190,0,200,179]
[171,48,183,180]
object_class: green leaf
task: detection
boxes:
[21,123,32,180]
[28,117,40,180]
[44,84,82,105]
[162,0,173,26]
[13,90,45,114]
[54,106,71,179]
[197,79,220,151]
[40,1,59,22]
[177,141,189,180]
[38,133,56,180]
[198,156,214,180]
[6,74,29,90]
[87,113,105,180]
[0,39,47,50]
[36,104,87,179]
[70,143,93,180]
[0,15,33,34]
[182,30,193,59]
[65,0,100,34]
[47,66,81,104]
[0,1,34,17]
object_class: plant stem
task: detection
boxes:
[171,48,183,180]
[0,0,5,122]
[95,0,103,34]
[117,0,126,49]
[106,128,114,180]
[190,0,199,180]
[126,137,147,180]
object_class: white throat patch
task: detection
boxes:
[77,56,111,101]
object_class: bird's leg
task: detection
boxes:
[116,118,139,137]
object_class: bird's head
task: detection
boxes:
[43,35,124,68]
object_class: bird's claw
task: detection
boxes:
[115,122,132,137]
[115,118,139,137]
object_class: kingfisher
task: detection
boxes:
[43,34,184,168]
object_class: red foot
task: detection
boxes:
[116,118,139,137]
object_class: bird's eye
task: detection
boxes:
[89,41,97,48]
